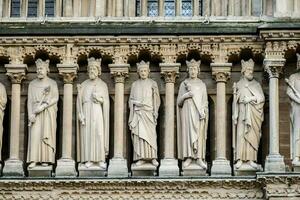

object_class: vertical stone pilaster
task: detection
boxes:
[63,0,73,17]
[55,0,63,17]
[159,0,164,16]
[141,0,147,16]
[264,59,286,173]
[107,64,129,177]
[210,64,232,176]
[95,0,106,17]
[115,0,123,17]
[192,0,199,16]
[159,63,180,177]
[3,64,27,177]
[55,64,78,177]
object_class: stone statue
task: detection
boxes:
[27,59,59,169]
[177,59,209,170]
[232,59,265,170]
[286,53,300,167]
[0,82,6,161]
[77,57,110,169]
[129,61,160,168]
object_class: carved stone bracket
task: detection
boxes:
[264,59,286,79]
[211,63,232,83]
[160,63,180,83]
[109,64,129,83]
[57,64,78,84]
[5,64,27,84]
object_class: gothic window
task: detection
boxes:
[164,0,175,17]
[148,0,158,17]
[182,0,192,17]
[10,0,20,17]
[27,0,38,17]
[45,0,55,17]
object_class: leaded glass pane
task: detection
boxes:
[11,0,20,17]
[148,0,158,17]
[28,0,37,17]
[136,0,141,16]
[164,0,175,17]
[182,0,192,16]
[45,0,55,17]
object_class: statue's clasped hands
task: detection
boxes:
[241,96,256,104]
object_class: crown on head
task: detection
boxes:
[35,58,50,68]
[137,60,150,70]
[241,59,254,72]
[186,59,201,69]
[88,57,101,68]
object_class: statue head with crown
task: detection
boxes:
[186,59,201,79]
[87,57,102,80]
[241,59,254,81]
[36,58,50,80]
[137,60,150,80]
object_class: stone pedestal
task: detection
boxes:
[78,164,107,177]
[28,165,53,177]
[182,163,207,176]
[234,163,263,176]
[264,154,286,173]
[159,159,179,176]
[211,64,232,176]
[55,159,77,177]
[293,162,300,172]
[131,163,157,176]
[3,159,24,177]
[107,158,129,177]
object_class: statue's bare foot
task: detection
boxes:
[151,159,159,167]
[183,158,192,168]
[135,160,145,166]
[197,159,207,169]
[85,161,93,168]
[234,160,243,169]
[99,162,106,169]
[248,160,258,169]
[41,163,49,167]
[292,157,300,165]
[28,162,36,169]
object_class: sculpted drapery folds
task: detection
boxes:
[177,59,209,169]
[129,61,160,167]
[76,57,110,169]
[27,59,59,168]
[286,53,300,166]
[0,83,6,161]
[232,59,265,170]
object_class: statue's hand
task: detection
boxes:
[183,91,193,100]
[132,100,143,107]
[33,104,46,114]
[79,114,85,126]
[199,110,206,119]
[29,114,36,124]
[242,96,256,104]
[92,93,104,104]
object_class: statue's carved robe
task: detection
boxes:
[287,73,300,160]
[129,78,160,161]
[27,78,58,163]
[0,83,6,160]
[233,78,265,162]
[177,79,209,160]
[76,78,109,163]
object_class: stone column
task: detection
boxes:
[158,0,164,16]
[193,0,200,16]
[63,0,73,17]
[159,63,180,176]
[264,59,286,172]
[95,0,106,17]
[20,0,28,17]
[115,0,123,17]
[210,64,232,176]
[293,0,300,18]
[107,64,129,177]
[274,0,291,17]
[55,64,78,177]
[38,0,45,17]
[141,0,147,16]
[126,0,136,17]
[175,0,181,16]
[3,64,27,177]
[55,0,62,17]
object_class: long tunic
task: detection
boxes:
[128,78,160,161]
[0,83,6,160]
[77,78,110,163]
[27,78,58,163]
[233,78,265,162]
[177,79,209,160]
[287,73,300,160]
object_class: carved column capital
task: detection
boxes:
[211,63,232,83]
[5,64,27,84]
[109,64,130,83]
[57,64,78,84]
[159,63,180,83]
[264,59,286,79]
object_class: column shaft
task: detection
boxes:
[63,0,73,17]
[38,0,45,17]
[95,0,106,17]
[55,0,62,17]
[115,0,123,17]
[216,81,226,159]
[159,0,164,16]
[175,0,181,16]
[10,84,21,159]
[114,82,124,158]
[164,82,174,158]
[62,83,73,159]
[141,0,147,16]
[269,77,279,155]
[193,0,199,16]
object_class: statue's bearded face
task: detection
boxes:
[88,65,99,80]
[138,67,149,80]
[37,65,48,79]
[188,66,198,79]
[244,66,254,81]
